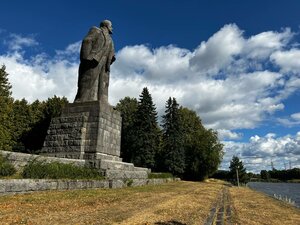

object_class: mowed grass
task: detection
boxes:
[1,180,299,225]
[0,180,223,225]
[230,186,300,225]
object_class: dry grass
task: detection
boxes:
[230,186,300,225]
[2,180,299,225]
[0,180,223,225]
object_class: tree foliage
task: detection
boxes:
[115,97,138,162]
[0,65,14,151]
[179,107,223,180]
[21,96,68,152]
[229,155,248,184]
[161,97,185,176]
[131,87,161,169]
[263,168,300,181]
[0,65,68,153]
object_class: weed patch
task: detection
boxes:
[22,159,104,180]
[0,154,16,177]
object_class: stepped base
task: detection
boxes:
[40,101,150,180]
[85,157,150,179]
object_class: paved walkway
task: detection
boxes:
[204,186,236,225]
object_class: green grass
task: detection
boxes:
[22,159,104,180]
[0,154,16,177]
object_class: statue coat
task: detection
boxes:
[74,26,115,103]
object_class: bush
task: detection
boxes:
[22,160,104,180]
[148,172,173,179]
[0,154,16,177]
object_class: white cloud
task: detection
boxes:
[217,129,243,140]
[245,28,293,59]
[221,133,300,172]
[0,39,78,102]
[278,112,300,127]
[291,112,300,120]
[6,33,39,51]
[189,24,244,76]
[271,49,300,73]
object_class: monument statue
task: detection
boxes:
[41,20,149,180]
[74,20,116,104]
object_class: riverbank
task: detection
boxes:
[0,180,299,224]
[230,186,300,225]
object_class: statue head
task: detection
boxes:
[100,20,113,34]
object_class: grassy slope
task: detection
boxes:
[230,186,300,225]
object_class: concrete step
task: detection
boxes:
[105,169,148,179]
[84,153,122,162]
[100,159,135,171]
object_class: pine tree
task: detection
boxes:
[11,99,32,151]
[161,97,185,176]
[229,155,248,185]
[132,87,160,169]
[21,96,68,152]
[0,65,14,151]
[115,97,138,162]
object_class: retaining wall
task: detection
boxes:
[0,178,176,195]
[0,150,87,171]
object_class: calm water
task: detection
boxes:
[247,182,300,208]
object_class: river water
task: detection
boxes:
[247,182,300,208]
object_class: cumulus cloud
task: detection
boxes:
[221,132,300,172]
[244,28,293,59]
[271,48,300,73]
[217,129,243,140]
[5,33,39,51]
[278,112,300,127]
[0,34,78,102]
[189,24,244,76]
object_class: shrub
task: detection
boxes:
[148,172,173,179]
[22,159,104,180]
[0,154,16,177]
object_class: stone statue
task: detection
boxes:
[74,20,116,104]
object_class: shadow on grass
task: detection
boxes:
[155,221,187,225]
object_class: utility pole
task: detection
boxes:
[284,162,287,170]
[236,168,240,187]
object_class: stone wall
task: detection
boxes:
[41,101,122,159]
[0,150,87,171]
[0,178,177,195]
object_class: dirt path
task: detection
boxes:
[0,181,223,225]
[204,186,237,225]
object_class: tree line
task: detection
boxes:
[212,155,300,183]
[0,65,224,180]
[116,87,224,180]
[0,65,68,153]
[260,168,300,181]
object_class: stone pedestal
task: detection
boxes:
[42,101,122,159]
[41,101,149,179]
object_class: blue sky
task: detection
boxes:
[1,0,300,172]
